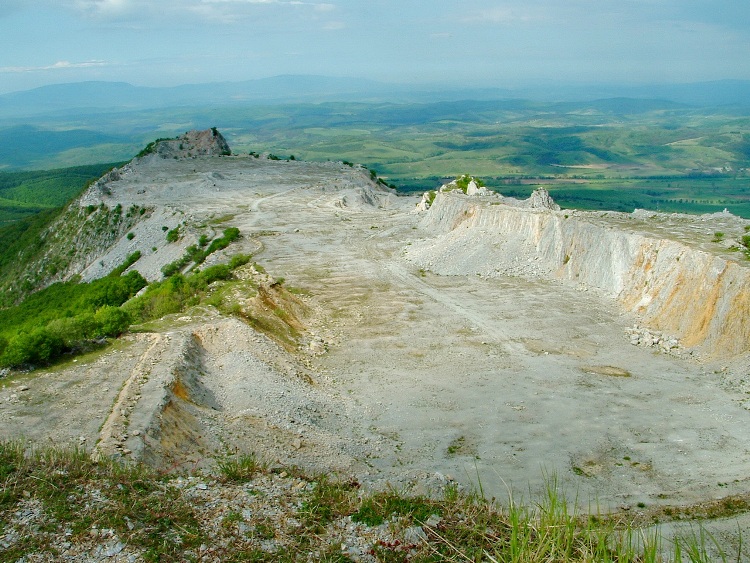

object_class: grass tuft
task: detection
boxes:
[217,453,265,483]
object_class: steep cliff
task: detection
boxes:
[409,191,750,358]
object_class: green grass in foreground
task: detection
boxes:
[0,442,738,562]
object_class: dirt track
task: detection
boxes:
[2,155,749,552]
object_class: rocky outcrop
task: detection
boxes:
[152,128,231,159]
[0,129,233,301]
[466,180,492,196]
[415,176,496,212]
[415,182,559,214]
[410,191,750,358]
[526,187,560,210]
[415,191,436,212]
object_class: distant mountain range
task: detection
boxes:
[2,76,750,118]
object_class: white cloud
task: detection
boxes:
[71,0,140,18]
[0,60,109,73]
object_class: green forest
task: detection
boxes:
[0,163,122,225]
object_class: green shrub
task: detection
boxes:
[108,251,142,277]
[163,228,242,275]
[0,271,145,337]
[94,306,131,338]
[126,275,189,321]
[126,232,135,240]
[166,228,180,243]
[46,314,97,345]
[1,328,65,367]
[161,261,183,278]
[0,270,146,367]
[454,174,485,193]
[194,265,232,286]
[229,254,251,269]
[202,228,240,259]
[82,271,146,309]
[127,254,249,323]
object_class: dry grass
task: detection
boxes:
[0,442,741,562]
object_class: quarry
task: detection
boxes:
[2,130,750,555]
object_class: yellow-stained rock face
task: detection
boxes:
[414,191,750,358]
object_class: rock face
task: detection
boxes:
[466,180,492,196]
[415,191,435,212]
[526,187,560,210]
[410,191,750,358]
[152,128,231,159]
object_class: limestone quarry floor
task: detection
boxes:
[246,185,750,508]
[2,157,749,551]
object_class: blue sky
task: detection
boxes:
[1,0,749,94]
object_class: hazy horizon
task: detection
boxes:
[4,74,750,96]
[1,1,749,96]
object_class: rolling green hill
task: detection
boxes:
[0,163,122,225]
[2,97,750,217]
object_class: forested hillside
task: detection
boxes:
[0,163,122,224]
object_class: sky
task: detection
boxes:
[0,0,749,94]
